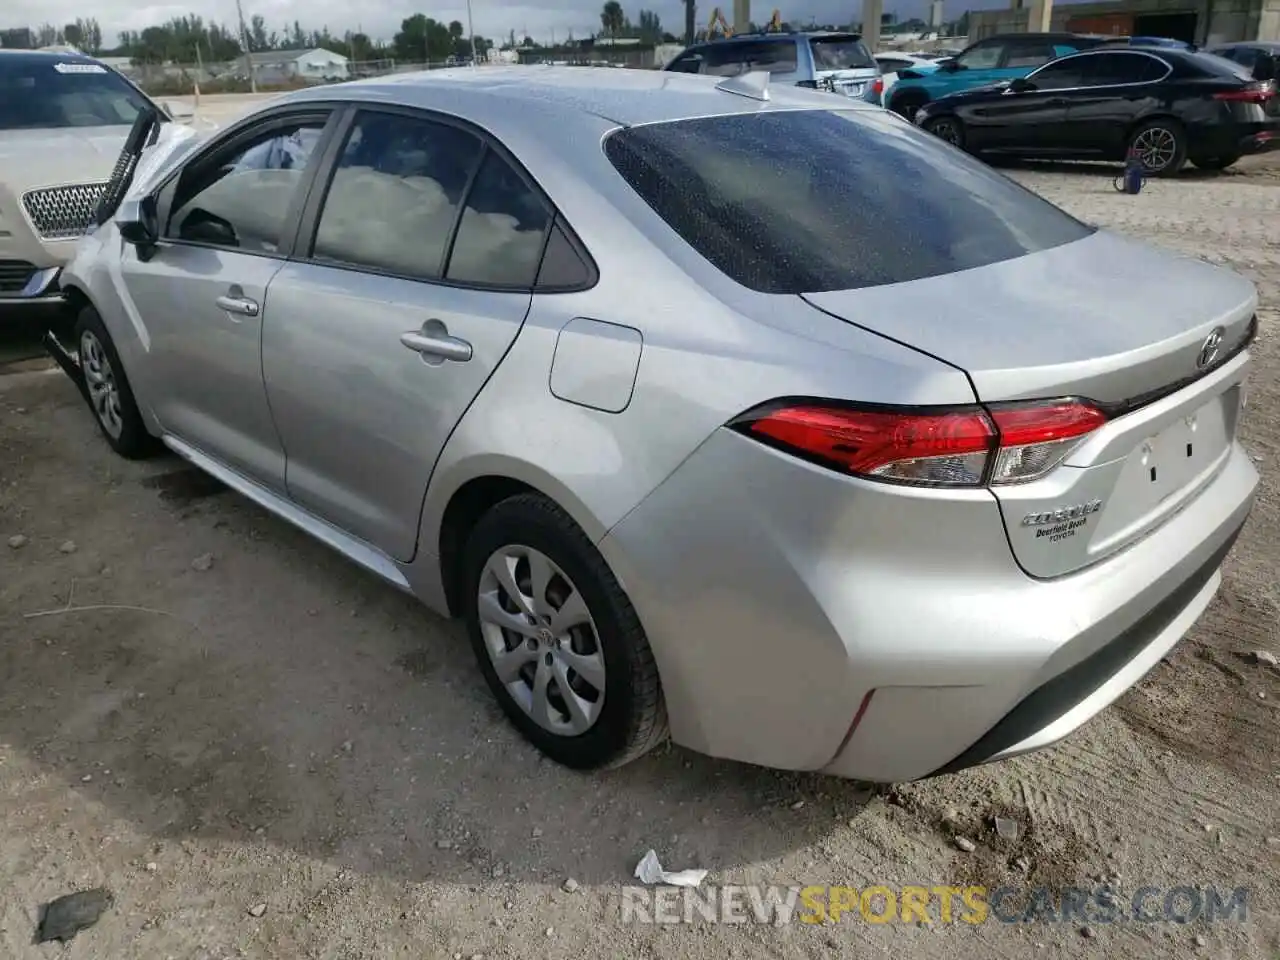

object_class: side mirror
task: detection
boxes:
[178,208,239,247]
[161,99,195,125]
[939,59,962,71]
[118,195,159,248]
[1008,77,1035,93]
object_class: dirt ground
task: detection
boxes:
[2,148,1280,959]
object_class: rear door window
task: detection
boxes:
[1088,51,1169,84]
[810,36,875,70]
[444,150,551,288]
[604,109,1091,294]
[311,111,483,280]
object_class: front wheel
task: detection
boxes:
[924,115,966,149]
[1191,154,1239,171]
[889,91,928,122]
[74,305,158,459]
[1127,119,1188,176]
[461,493,668,770]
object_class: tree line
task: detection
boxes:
[7,13,500,65]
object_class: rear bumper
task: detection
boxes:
[600,428,1257,783]
[1239,125,1280,156]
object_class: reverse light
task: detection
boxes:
[732,400,1107,487]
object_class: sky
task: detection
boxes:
[3,0,984,47]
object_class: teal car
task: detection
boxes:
[885,33,1110,120]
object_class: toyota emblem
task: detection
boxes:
[1197,327,1225,370]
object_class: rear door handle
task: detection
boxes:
[400,321,472,364]
[215,294,259,317]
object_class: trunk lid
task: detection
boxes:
[803,229,1257,577]
[809,34,878,98]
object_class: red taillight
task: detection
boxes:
[871,77,884,96]
[734,400,1107,487]
[1213,85,1273,103]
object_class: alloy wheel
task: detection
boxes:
[1132,126,1177,172]
[476,544,606,736]
[80,330,124,439]
[930,118,961,146]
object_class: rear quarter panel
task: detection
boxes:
[410,106,977,603]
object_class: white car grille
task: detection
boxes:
[22,183,108,240]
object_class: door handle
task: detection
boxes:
[400,321,472,364]
[215,294,259,317]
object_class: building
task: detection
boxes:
[246,48,350,83]
[968,0,1280,44]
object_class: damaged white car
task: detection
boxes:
[0,48,194,309]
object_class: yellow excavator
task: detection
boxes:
[706,7,785,39]
[706,7,732,38]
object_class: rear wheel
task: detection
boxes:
[461,493,668,770]
[1191,154,1240,171]
[1127,119,1188,176]
[924,115,965,149]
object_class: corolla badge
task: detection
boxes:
[1197,327,1225,370]
[1021,499,1103,527]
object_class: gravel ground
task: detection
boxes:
[1,150,1279,959]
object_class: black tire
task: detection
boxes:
[461,493,668,770]
[73,305,159,459]
[1191,154,1240,171]
[888,89,929,121]
[1127,119,1188,176]
[924,114,966,149]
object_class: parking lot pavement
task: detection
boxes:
[1,160,1279,959]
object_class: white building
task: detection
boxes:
[248,48,350,83]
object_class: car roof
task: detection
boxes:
[0,49,100,64]
[278,64,870,128]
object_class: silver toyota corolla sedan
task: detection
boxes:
[53,66,1257,783]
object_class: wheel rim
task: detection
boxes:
[1132,126,1177,172]
[477,545,606,736]
[931,119,960,145]
[79,330,124,439]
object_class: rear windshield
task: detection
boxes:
[604,110,1092,294]
[810,36,876,70]
[0,58,153,130]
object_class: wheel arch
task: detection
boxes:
[428,462,615,618]
[1126,112,1185,142]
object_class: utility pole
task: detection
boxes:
[235,0,257,92]
[684,0,696,45]
[466,0,478,65]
